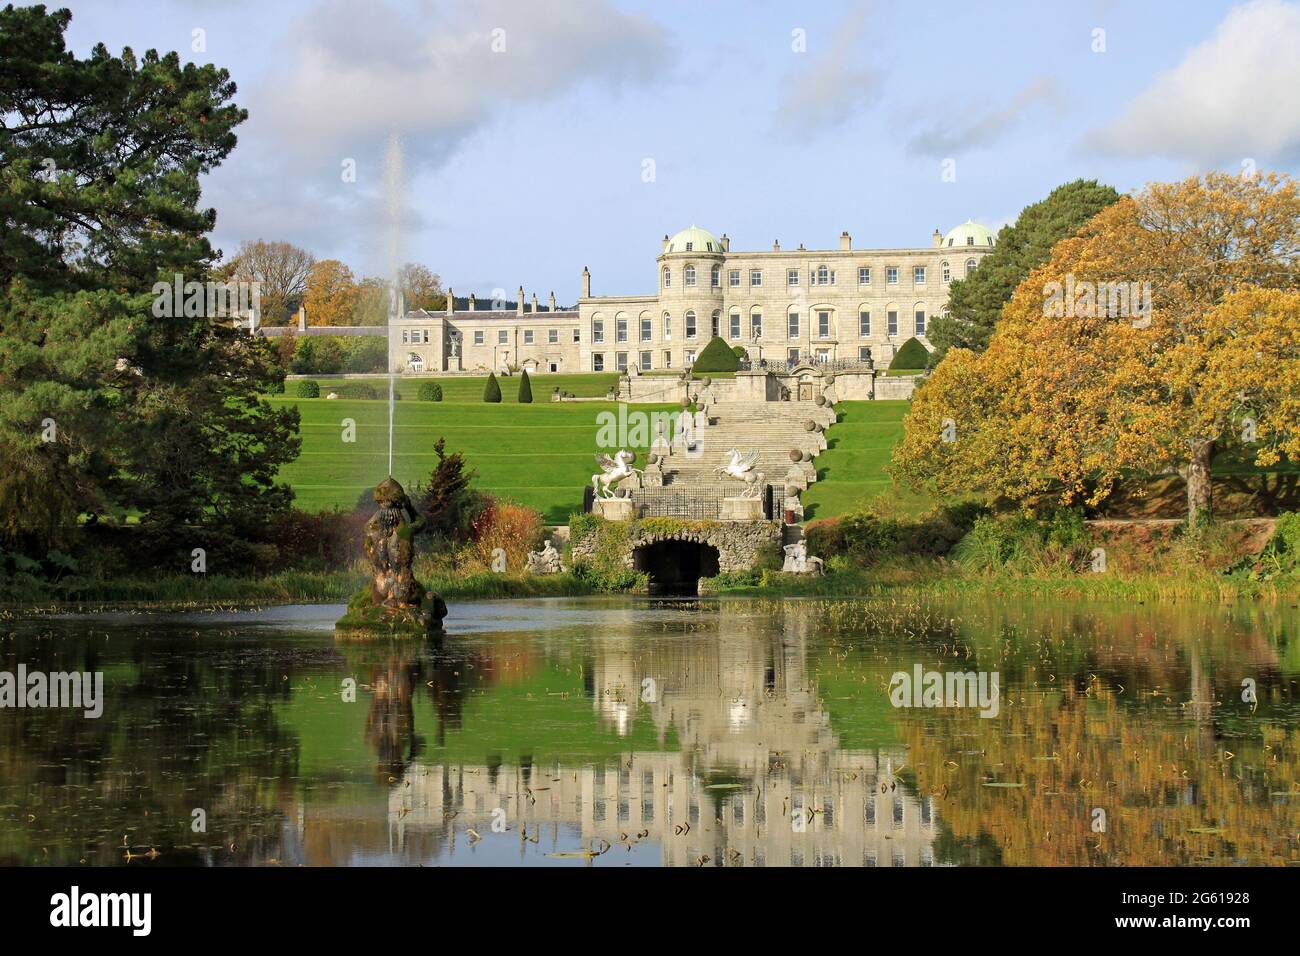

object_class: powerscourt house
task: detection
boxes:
[385,221,996,375]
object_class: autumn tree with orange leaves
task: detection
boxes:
[893,173,1300,526]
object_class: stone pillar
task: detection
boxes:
[445,287,453,316]
[297,305,307,331]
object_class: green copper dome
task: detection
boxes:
[665,225,723,255]
[943,219,996,248]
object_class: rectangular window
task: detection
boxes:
[729,313,741,338]
[859,266,871,286]
[750,269,762,287]
[729,269,740,287]
[663,350,671,369]
[787,347,800,363]
[859,310,871,336]
[523,330,534,344]
[942,263,951,283]
[817,310,830,338]
[663,315,671,340]
[788,269,799,286]
[548,328,558,343]
[816,348,829,362]
[686,314,697,338]
[616,351,628,372]
[616,318,628,343]
[685,269,696,287]
[640,318,652,342]
[593,353,604,371]
[887,310,898,336]
[401,329,409,344]
[859,346,871,362]
[639,350,652,370]
[685,349,696,365]
[592,320,604,343]
[498,330,507,344]
[573,328,580,343]
[711,268,720,289]
[787,312,800,339]
[914,265,926,285]
[887,267,898,285]
[474,330,484,345]
[750,313,762,338]
[915,310,926,335]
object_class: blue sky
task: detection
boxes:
[58,0,1300,300]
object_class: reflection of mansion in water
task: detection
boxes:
[388,624,941,866]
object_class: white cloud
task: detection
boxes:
[203,0,670,269]
[776,2,881,133]
[1091,0,1300,166]
[907,77,1061,157]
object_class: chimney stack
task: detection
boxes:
[516,285,524,316]
[549,291,557,312]
[468,293,476,312]
[772,240,781,252]
[721,234,730,252]
[840,231,852,251]
[932,229,942,248]
[661,234,670,254]
[531,292,539,313]
[581,266,591,298]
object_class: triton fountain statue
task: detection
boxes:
[336,476,447,639]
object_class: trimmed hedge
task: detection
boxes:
[483,372,502,403]
[889,337,931,370]
[294,380,320,398]
[518,369,533,403]
[417,381,443,402]
[693,335,740,372]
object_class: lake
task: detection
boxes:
[2,596,1297,866]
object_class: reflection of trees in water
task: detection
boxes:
[902,685,1300,866]
[0,626,306,866]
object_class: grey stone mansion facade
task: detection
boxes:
[387,221,996,375]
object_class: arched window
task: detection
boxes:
[684,265,696,287]
[662,267,671,288]
[685,310,697,338]
[965,258,977,276]
[711,264,721,288]
[662,311,672,340]
[817,265,829,286]
[941,261,950,283]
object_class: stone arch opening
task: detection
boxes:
[633,538,720,596]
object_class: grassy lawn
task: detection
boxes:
[267,394,671,522]
[801,401,930,519]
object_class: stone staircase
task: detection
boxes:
[656,400,836,494]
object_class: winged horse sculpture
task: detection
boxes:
[593,450,642,499]
[715,448,765,499]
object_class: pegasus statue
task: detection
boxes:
[593,450,642,499]
[715,448,765,499]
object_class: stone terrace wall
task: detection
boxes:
[570,519,782,573]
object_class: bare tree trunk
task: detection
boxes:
[1185,440,1214,527]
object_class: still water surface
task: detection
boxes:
[2,596,1298,866]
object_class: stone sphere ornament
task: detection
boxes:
[789,448,801,462]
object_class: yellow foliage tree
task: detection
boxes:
[303,258,360,326]
[893,173,1300,525]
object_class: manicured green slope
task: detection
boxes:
[268,396,672,522]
